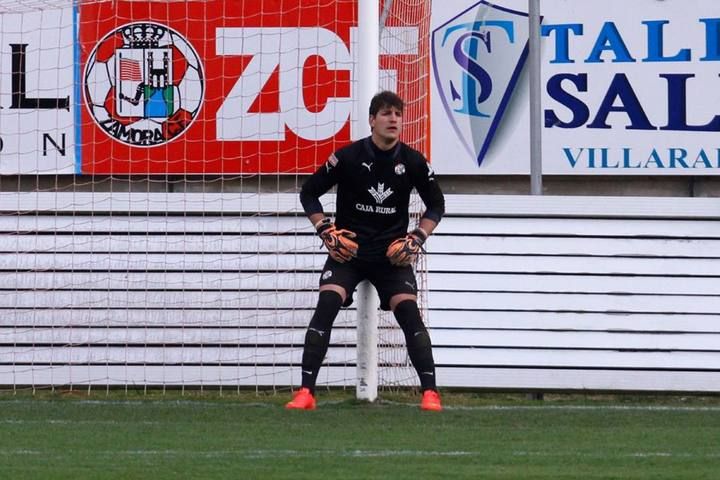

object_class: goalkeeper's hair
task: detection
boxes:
[369,90,404,116]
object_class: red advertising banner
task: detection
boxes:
[78,0,428,174]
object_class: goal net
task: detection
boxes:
[0,0,432,394]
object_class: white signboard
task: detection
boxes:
[431,0,720,175]
[0,7,75,174]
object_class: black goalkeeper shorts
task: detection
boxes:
[318,256,418,311]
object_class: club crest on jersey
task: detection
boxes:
[394,163,406,175]
[84,22,205,147]
[432,1,530,166]
[368,183,394,204]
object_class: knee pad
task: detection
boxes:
[316,289,344,309]
[408,329,431,350]
[308,290,344,332]
[393,299,427,338]
[305,327,328,348]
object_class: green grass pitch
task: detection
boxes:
[1,390,718,479]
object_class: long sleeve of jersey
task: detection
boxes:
[410,160,445,224]
[299,154,341,216]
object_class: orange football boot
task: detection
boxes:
[420,389,442,411]
[285,387,317,410]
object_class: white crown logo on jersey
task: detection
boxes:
[368,183,394,204]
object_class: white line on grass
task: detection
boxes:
[1,399,719,412]
[446,405,720,412]
[0,419,160,425]
[0,450,43,455]
[0,449,476,459]
[0,399,277,407]
[378,400,720,412]
[1,448,719,460]
[512,451,720,459]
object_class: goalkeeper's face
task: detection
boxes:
[370,106,403,148]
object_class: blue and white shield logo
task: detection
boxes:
[432,1,530,167]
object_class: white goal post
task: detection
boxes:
[355,0,381,402]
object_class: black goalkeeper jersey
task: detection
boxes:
[300,137,445,262]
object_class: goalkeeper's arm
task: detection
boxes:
[300,163,359,263]
[387,155,445,266]
[416,218,438,238]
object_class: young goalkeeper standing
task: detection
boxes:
[286,91,445,411]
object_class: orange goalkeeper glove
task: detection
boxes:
[386,228,428,267]
[315,217,358,263]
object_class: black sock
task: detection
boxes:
[393,300,437,391]
[301,291,343,393]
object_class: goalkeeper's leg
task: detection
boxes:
[390,295,437,392]
[300,287,345,393]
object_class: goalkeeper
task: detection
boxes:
[287,91,445,411]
